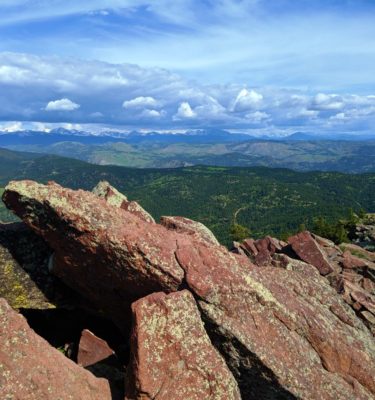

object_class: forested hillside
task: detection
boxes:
[1,149,374,245]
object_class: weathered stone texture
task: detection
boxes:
[161,215,220,246]
[0,298,112,400]
[125,290,240,400]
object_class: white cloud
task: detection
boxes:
[90,112,104,118]
[174,102,196,119]
[231,89,263,112]
[330,112,347,121]
[123,96,159,109]
[0,121,24,132]
[61,123,83,130]
[287,108,319,119]
[32,122,51,132]
[140,109,163,118]
[313,93,344,111]
[245,111,270,122]
[45,98,80,111]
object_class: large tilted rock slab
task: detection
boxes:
[288,231,335,275]
[3,180,184,327]
[3,181,375,399]
[125,290,240,400]
[0,298,112,400]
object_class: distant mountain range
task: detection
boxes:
[1,128,375,146]
[1,128,375,173]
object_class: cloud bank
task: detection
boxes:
[0,52,374,135]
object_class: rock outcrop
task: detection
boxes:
[93,180,155,224]
[0,298,113,400]
[2,180,375,400]
[160,215,220,246]
[351,213,375,251]
[125,290,240,400]
[288,231,335,275]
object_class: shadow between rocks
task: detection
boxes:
[199,308,297,400]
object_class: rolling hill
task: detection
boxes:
[1,129,375,173]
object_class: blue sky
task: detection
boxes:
[0,0,375,135]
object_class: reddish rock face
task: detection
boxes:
[77,329,115,367]
[160,215,220,246]
[341,250,375,270]
[288,231,334,275]
[0,298,112,400]
[241,238,258,257]
[125,290,240,400]
[236,236,286,266]
[92,180,155,224]
[3,181,375,399]
[340,243,375,262]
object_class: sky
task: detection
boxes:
[0,0,375,135]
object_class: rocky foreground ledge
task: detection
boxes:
[1,180,374,400]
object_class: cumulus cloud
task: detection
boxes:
[174,102,196,119]
[45,98,80,111]
[123,96,159,109]
[140,109,164,118]
[231,89,263,112]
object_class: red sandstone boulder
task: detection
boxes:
[256,236,285,254]
[342,279,375,314]
[241,238,258,256]
[0,298,112,400]
[92,180,155,223]
[77,329,115,367]
[288,231,335,275]
[341,250,375,271]
[340,243,375,262]
[125,290,240,400]
[236,236,286,266]
[160,215,220,246]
